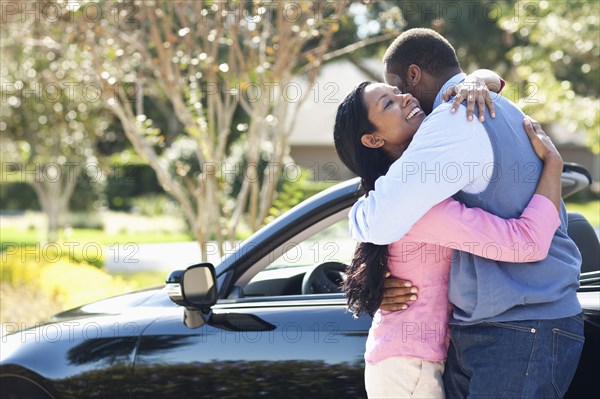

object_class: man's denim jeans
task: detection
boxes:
[443,314,585,399]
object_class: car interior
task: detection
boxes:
[230,209,353,299]
[568,212,600,274]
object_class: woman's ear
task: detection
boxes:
[360,134,384,149]
[407,64,421,87]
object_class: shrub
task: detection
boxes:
[0,183,39,210]
[66,212,104,230]
[1,248,135,332]
[130,194,180,217]
[0,241,105,269]
[105,163,162,211]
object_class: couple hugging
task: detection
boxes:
[333,28,583,399]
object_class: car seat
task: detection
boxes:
[567,212,600,273]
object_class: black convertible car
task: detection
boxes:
[1,165,599,399]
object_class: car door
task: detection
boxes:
[132,218,372,398]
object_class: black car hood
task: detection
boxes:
[50,285,174,322]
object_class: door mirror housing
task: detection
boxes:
[166,263,217,309]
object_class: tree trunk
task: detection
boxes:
[31,179,63,244]
[30,161,82,244]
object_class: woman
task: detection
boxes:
[333,81,564,398]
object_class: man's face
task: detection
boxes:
[384,71,409,95]
[385,67,434,115]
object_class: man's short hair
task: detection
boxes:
[383,28,460,80]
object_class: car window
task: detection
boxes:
[264,219,355,270]
[241,218,356,297]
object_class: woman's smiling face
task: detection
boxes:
[361,83,426,159]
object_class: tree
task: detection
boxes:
[497,0,599,152]
[0,6,110,242]
[72,0,399,259]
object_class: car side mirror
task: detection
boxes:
[166,263,218,329]
[166,263,217,309]
[182,263,218,308]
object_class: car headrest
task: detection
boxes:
[567,212,600,273]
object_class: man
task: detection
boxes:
[349,28,583,398]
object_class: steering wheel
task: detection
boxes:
[301,261,348,295]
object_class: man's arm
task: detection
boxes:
[348,103,490,245]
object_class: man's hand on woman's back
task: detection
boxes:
[379,274,418,311]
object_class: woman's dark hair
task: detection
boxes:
[333,81,395,317]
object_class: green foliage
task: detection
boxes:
[1,175,102,213]
[497,0,600,152]
[399,0,513,72]
[105,164,163,211]
[0,183,39,210]
[565,199,600,227]
[266,169,337,224]
[0,228,40,251]
[0,162,178,214]
[65,212,104,230]
[130,194,180,217]
[0,25,110,151]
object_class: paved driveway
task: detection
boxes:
[104,242,210,272]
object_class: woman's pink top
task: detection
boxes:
[364,194,560,364]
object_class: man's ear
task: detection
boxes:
[360,134,384,149]
[406,64,421,87]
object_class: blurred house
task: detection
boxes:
[547,124,600,191]
[287,58,382,182]
[287,59,599,188]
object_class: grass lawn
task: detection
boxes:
[0,227,194,248]
[565,200,600,227]
[66,228,194,244]
[0,227,40,246]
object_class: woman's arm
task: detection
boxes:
[404,117,562,263]
[523,117,563,211]
[468,68,504,93]
[442,68,505,122]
